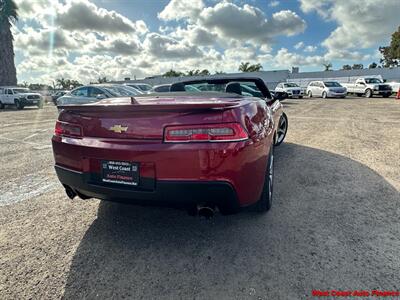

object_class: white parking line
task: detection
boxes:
[1,119,55,128]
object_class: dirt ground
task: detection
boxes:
[0,97,399,299]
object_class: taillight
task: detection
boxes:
[164,123,248,143]
[55,121,82,137]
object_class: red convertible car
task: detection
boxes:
[52,77,288,216]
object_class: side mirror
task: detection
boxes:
[96,94,106,100]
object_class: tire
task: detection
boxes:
[382,93,391,98]
[365,89,373,98]
[0,101,4,109]
[307,90,312,98]
[275,112,288,146]
[299,96,303,99]
[322,91,328,99]
[356,93,363,97]
[255,146,274,212]
[15,100,24,110]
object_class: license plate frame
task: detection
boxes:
[101,160,139,186]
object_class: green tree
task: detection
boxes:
[352,64,364,70]
[214,70,225,75]
[0,0,18,86]
[341,64,352,70]
[163,69,184,77]
[368,62,378,69]
[323,63,332,71]
[186,69,211,76]
[28,83,52,90]
[238,62,263,72]
[56,78,68,89]
[379,26,400,67]
[56,78,82,89]
[97,76,108,83]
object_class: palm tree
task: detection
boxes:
[238,62,263,72]
[0,0,18,86]
[322,63,332,71]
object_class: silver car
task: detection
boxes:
[306,81,347,99]
[57,84,142,106]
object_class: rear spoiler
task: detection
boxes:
[58,97,241,112]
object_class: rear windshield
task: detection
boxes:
[180,82,263,98]
[324,82,342,87]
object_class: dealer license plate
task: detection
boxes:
[101,160,139,186]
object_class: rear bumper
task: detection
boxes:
[55,165,240,211]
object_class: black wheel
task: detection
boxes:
[307,90,312,98]
[255,146,274,212]
[275,113,288,146]
[15,100,23,110]
[298,96,303,99]
[0,101,4,109]
[365,89,372,98]
[382,93,391,98]
[356,93,363,97]
[322,91,327,99]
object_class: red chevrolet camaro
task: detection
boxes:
[52,77,288,216]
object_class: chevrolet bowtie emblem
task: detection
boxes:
[109,125,128,133]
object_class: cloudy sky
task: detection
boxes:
[13,0,400,84]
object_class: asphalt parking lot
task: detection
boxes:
[0,97,399,299]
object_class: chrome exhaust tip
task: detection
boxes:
[197,205,215,219]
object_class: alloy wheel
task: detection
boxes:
[277,116,287,144]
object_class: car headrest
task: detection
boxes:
[170,83,185,92]
[225,82,242,95]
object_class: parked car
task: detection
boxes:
[0,86,43,109]
[57,84,142,106]
[342,78,392,98]
[150,84,171,93]
[51,90,68,105]
[53,77,288,216]
[306,81,347,98]
[124,83,152,93]
[275,82,304,98]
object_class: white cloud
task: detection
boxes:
[274,48,326,68]
[199,3,306,44]
[171,25,219,46]
[56,0,147,34]
[143,33,203,59]
[304,45,317,52]
[158,0,204,22]
[300,0,400,60]
[268,1,280,8]
[294,42,304,49]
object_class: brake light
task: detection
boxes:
[55,121,82,137]
[164,123,248,142]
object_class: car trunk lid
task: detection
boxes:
[58,95,242,140]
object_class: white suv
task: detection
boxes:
[306,81,347,99]
[275,82,304,98]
